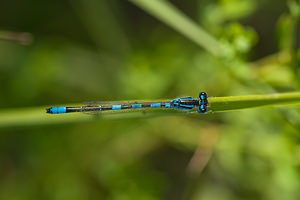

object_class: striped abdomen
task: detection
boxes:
[46,102,172,114]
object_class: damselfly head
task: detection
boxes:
[198,92,208,113]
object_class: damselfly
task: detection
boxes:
[46,92,208,114]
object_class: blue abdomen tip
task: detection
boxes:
[47,107,66,114]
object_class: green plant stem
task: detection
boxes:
[208,92,300,112]
[0,106,181,128]
[129,0,223,57]
[1,93,300,128]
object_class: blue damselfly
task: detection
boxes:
[46,92,208,114]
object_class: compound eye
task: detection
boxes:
[199,92,207,100]
[198,104,207,113]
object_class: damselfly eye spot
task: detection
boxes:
[199,92,207,100]
[198,103,207,113]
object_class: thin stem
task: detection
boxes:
[0,30,33,45]
[208,92,300,112]
[129,0,223,57]
[1,93,300,127]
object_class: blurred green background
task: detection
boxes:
[1,0,300,199]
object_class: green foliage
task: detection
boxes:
[201,0,257,30]
[288,0,300,18]
[1,0,300,200]
[220,23,258,58]
[276,14,295,50]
